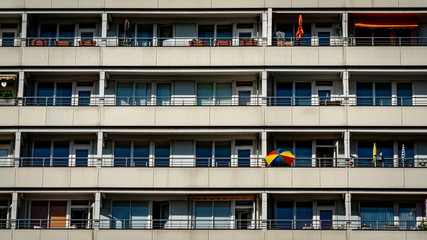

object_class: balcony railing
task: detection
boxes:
[0,157,425,168]
[13,96,427,107]
[7,219,425,230]
[2,37,427,47]
[273,36,427,47]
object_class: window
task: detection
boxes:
[275,82,312,106]
[113,141,149,167]
[360,202,394,230]
[196,141,212,167]
[155,142,170,167]
[116,83,152,106]
[32,141,70,167]
[295,141,312,167]
[195,201,231,229]
[156,83,172,106]
[275,202,313,229]
[398,142,414,167]
[397,83,412,106]
[357,141,393,167]
[356,82,392,106]
[197,82,232,106]
[35,82,91,106]
[399,203,416,230]
[111,201,149,229]
[214,141,231,167]
[30,201,67,229]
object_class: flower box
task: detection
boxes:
[215,40,231,46]
[189,41,206,46]
[240,40,258,46]
[79,40,96,46]
[55,40,72,46]
[30,39,47,46]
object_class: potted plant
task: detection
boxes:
[215,39,231,46]
[189,39,205,46]
[0,91,16,105]
[240,38,258,46]
[418,221,427,230]
[55,40,72,46]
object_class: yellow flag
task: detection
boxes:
[372,142,377,164]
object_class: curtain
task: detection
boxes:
[399,203,416,230]
[360,202,394,229]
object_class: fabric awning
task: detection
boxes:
[354,18,418,28]
[189,195,255,200]
[0,74,16,80]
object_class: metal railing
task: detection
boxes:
[14,96,427,107]
[1,157,425,168]
[2,36,426,47]
[6,219,425,230]
[273,36,427,47]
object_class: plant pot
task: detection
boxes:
[79,41,96,46]
[31,40,47,46]
[215,40,231,46]
[56,40,72,46]
[189,41,206,46]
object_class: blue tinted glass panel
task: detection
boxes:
[397,83,412,106]
[58,24,74,44]
[360,202,394,230]
[40,24,57,46]
[296,202,312,229]
[399,203,416,230]
[238,91,251,106]
[2,32,15,46]
[215,141,231,167]
[155,142,170,167]
[375,83,392,106]
[295,141,312,167]
[131,201,149,229]
[137,24,153,46]
[217,25,232,44]
[114,141,131,167]
[134,141,149,167]
[215,83,232,105]
[377,141,393,167]
[357,141,373,167]
[116,83,133,106]
[195,201,212,229]
[37,82,54,106]
[198,25,214,46]
[357,82,373,106]
[33,141,51,167]
[318,32,330,46]
[295,82,311,106]
[276,82,292,106]
[112,201,130,229]
[53,141,69,167]
[276,202,293,229]
[156,83,171,106]
[78,91,91,106]
[196,141,212,167]
[75,149,88,167]
[320,211,333,229]
[197,83,214,106]
[300,25,311,46]
[318,90,331,102]
[237,149,250,167]
[56,83,72,106]
[214,201,231,229]
[135,83,151,106]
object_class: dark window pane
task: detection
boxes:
[37,82,54,106]
[112,201,130,229]
[215,141,231,167]
[357,82,373,106]
[397,83,412,106]
[56,83,72,106]
[75,149,88,167]
[275,82,292,106]
[357,141,373,167]
[30,201,49,228]
[155,142,170,167]
[134,141,149,167]
[360,202,394,230]
[375,82,392,106]
[196,141,212,167]
[114,141,131,167]
[295,141,312,167]
[53,141,69,167]
[276,202,293,229]
[295,82,311,106]
[296,202,312,229]
[33,141,51,167]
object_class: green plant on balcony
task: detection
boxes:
[0,91,16,105]
[418,221,427,230]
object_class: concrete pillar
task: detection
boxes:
[261,192,268,229]
[153,24,158,46]
[267,8,272,46]
[261,131,267,167]
[344,131,350,166]
[345,192,351,229]
[99,71,105,105]
[393,141,399,167]
[101,13,108,46]
[96,131,103,167]
[342,71,349,104]
[14,131,21,167]
[342,12,348,46]
[93,192,101,230]
[261,71,267,105]
[17,71,25,106]
[21,13,27,46]
[262,12,268,46]
[11,192,18,229]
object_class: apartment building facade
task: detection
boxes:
[0,1,427,240]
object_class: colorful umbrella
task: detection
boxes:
[296,14,304,41]
[265,148,295,167]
